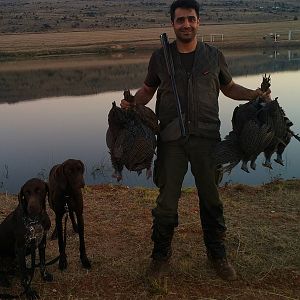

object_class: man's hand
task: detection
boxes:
[120,90,136,109]
[120,84,157,109]
[120,98,135,109]
[255,87,272,102]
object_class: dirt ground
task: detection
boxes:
[0,180,299,299]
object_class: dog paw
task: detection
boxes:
[42,271,53,282]
[59,255,68,270]
[81,256,91,269]
[25,288,40,300]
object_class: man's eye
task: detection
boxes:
[175,16,197,24]
[188,16,197,22]
[176,17,185,24]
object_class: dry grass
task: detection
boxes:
[1,0,299,34]
[0,180,299,299]
[0,21,300,57]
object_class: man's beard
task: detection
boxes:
[175,29,197,43]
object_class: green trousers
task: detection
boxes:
[152,135,226,259]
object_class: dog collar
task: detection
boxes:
[23,217,44,248]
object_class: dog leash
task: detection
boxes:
[34,203,69,268]
[43,211,69,267]
[0,210,69,298]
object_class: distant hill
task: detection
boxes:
[0,0,299,33]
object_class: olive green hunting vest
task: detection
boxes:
[155,41,221,140]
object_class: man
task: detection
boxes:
[121,0,270,281]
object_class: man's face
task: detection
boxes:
[172,8,200,43]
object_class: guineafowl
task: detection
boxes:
[215,74,273,173]
[214,74,299,174]
[262,99,300,168]
[106,90,158,181]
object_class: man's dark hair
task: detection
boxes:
[170,0,200,22]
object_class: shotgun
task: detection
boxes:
[160,33,186,138]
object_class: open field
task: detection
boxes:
[0,0,299,34]
[0,180,299,299]
[1,21,300,59]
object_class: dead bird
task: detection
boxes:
[106,90,158,181]
[215,74,273,173]
[215,74,300,174]
[262,102,300,168]
[215,104,274,174]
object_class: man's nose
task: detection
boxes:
[183,19,189,26]
[183,18,191,27]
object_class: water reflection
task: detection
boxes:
[1,48,300,103]
[0,50,300,193]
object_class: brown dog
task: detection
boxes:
[48,159,91,270]
[0,178,53,299]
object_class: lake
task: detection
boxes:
[0,48,300,193]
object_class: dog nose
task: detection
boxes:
[27,200,42,216]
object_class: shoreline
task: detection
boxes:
[1,21,300,61]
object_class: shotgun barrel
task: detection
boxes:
[160,33,186,138]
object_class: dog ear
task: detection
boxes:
[44,181,49,195]
[53,164,67,189]
[44,182,49,209]
[79,160,85,173]
[18,186,27,213]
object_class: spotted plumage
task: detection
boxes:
[106,90,158,181]
[215,74,300,174]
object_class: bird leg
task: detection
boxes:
[274,154,284,166]
[112,170,123,182]
[146,168,152,180]
[262,158,273,169]
[261,74,271,92]
[273,142,286,166]
[250,157,257,170]
[241,161,250,173]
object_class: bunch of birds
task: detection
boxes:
[106,90,159,181]
[215,74,300,174]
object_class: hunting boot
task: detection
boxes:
[146,222,174,278]
[205,230,237,281]
[207,252,237,281]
